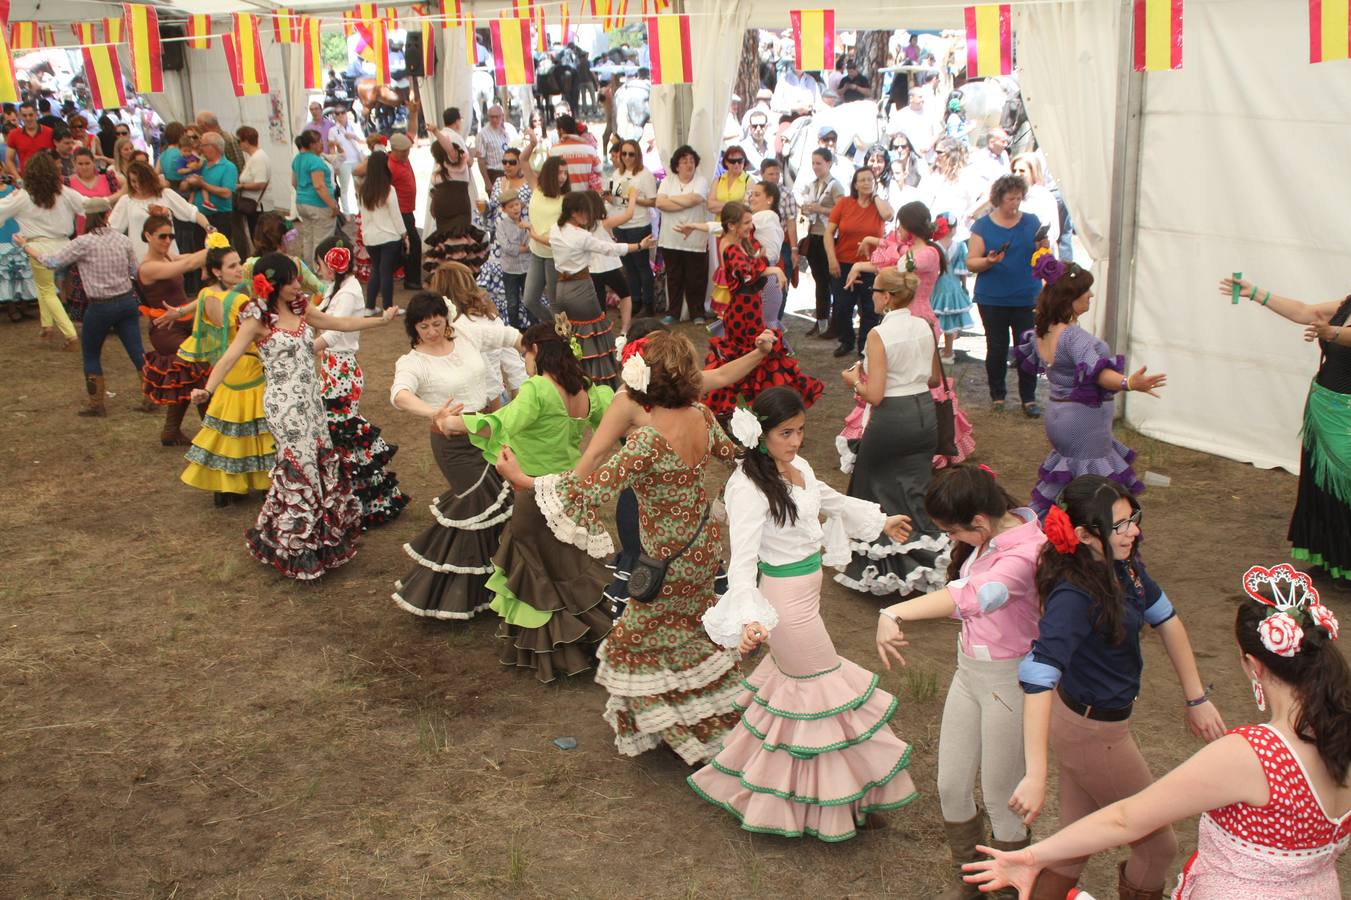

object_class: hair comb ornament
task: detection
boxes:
[1242,563,1339,657]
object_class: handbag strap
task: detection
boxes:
[666,502,712,563]
[934,343,954,401]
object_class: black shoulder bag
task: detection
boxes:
[626,503,712,603]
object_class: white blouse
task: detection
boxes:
[389,317,521,413]
[318,277,365,354]
[867,307,935,398]
[452,311,527,402]
[702,455,887,649]
[549,222,628,275]
[708,209,784,264]
[0,186,85,241]
[359,186,407,246]
[108,191,202,261]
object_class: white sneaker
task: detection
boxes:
[363,309,380,317]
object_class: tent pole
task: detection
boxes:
[1103,0,1144,357]
[671,0,692,147]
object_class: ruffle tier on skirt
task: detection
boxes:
[180,355,274,494]
[1029,399,1144,517]
[688,656,918,841]
[322,351,409,530]
[245,442,361,580]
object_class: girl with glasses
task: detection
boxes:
[479,132,537,328]
[606,139,658,319]
[1012,475,1225,899]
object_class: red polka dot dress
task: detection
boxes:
[704,238,823,417]
[1172,724,1351,898]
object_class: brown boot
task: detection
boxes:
[1116,861,1164,900]
[984,835,1032,900]
[938,811,986,900]
[1029,868,1080,900]
[77,374,107,417]
[161,401,192,446]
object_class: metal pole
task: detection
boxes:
[670,0,692,147]
[1103,0,1145,356]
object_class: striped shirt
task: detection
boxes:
[547,136,602,193]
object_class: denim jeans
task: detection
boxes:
[365,240,402,310]
[522,252,557,323]
[81,295,144,375]
[613,224,654,312]
[502,271,528,326]
[830,263,878,352]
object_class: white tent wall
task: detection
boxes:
[1124,0,1351,474]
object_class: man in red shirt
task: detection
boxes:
[547,114,602,193]
[387,132,421,290]
[7,101,54,179]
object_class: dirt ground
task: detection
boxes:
[2,298,1347,899]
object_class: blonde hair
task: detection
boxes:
[934,137,968,183]
[1011,152,1045,186]
[427,261,497,320]
[627,331,702,409]
[113,137,136,177]
[876,269,920,310]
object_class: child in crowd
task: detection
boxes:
[496,195,531,327]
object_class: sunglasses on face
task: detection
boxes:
[726,158,746,165]
[503,158,519,165]
[116,130,129,136]
[620,151,638,158]
[151,231,172,241]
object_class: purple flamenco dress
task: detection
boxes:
[1015,325,1144,517]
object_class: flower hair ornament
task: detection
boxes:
[931,214,953,242]
[1031,247,1066,285]
[324,246,352,274]
[553,313,583,359]
[205,231,232,250]
[1042,503,1080,555]
[1243,563,1339,658]
[729,406,764,453]
[620,344,651,393]
[252,272,274,299]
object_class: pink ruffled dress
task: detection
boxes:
[691,455,918,841]
[1172,724,1350,898]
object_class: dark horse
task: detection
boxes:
[535,45,590,123]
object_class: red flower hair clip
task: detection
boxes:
[620,335,650,364]
[252,273,274,299]
[932,216,952,241]
[1043,504,1080,555]
[324,246,352,274]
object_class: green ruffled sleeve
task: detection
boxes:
[463,376,543,466]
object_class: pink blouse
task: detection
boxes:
[871,235,941,336]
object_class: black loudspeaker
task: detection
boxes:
[404,31,425,78]
[160,24,185,72]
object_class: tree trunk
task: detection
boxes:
[733,30,760,126]
[857,30,890,97]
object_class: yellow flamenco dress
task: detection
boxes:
[179,285,276,494]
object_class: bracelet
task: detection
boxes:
[1248,285,1260,301]
[1261,291,1271,306]
[1122,374,1131,392]
[1185,686,1212,707]
[879,608,899,623]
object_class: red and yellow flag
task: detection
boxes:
[0,2,9,30]
[370,19,391,82]
[646,14,691,84]
[490,18,533,84]
[83,42,127,107]
[122,4,163,93]
[604,0,628,31]
[790,9,835,72]
[186,15,212,49]
[437,0,462,26]
[534,6,547,52]
[383,7,399,30]
[463,14,477,64]
[302,17,324,89]
[347,3,378,36]
[1133,0,1182,70]
[0,29,18,103]
[228,13,269,95]
[513,0,535,19]
[411,5,437,74]
[72,22,97,44]
[273,8,300,44]
[964,5,1011,77]
[8,21,37,50]
[39,24,53,47]
[559,1,570,42]
[1310,0,1351,62]
[103,17,124,43]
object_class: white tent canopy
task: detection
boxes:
[9,0,1342,473]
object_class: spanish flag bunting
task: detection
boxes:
[463,13,477,64]
[122,4,163,94]
[0,2,9,29]
[273,8,300,45]
[490,17,533,84]
[83,41,127,107]
[438,0,462,26]
[591,0,608,18]
[790,9,835,72]
[605,0,627,31]
[1310,0,1351,62]
[559,0,570,42]
[964,5,1011,77]
[534,5,547,52]
[384,7,399,30]
[186,15,212,49]
[370,19,391,83]
[8,21,36,50]
[0,28,17,103]
[301,17,324,89]
[72,22,98,44]
[229,13,269,94]
[411,5,436,74]
[39,24,53,47]
[513,0,534,19]
[103,17,123,43]
[646,14,691,84]
[1133,0,1182,71]
[347,3,378,36]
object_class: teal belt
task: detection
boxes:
[757,551,822,578]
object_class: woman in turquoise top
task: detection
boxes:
[438,320,615,682]
[291,130,340,265]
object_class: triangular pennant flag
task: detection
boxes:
[123,4,164,94]
[964,5,1012,77]
[8,21,37,50]
[646,14,691,84]
[490,17,533,84]
[302,17,324,89]
[103,17,124,43]
[186,15,212,49]
[0,28,18,103]
[790,10,835,71]
[83,41,127,107]
[1309,0,1351,63]
[273,8,300,45]
[1133,0,1182,70]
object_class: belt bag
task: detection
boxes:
[626,503,711,603]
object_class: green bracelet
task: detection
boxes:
[1261,291,1271,306]
[1248,285,1260,301]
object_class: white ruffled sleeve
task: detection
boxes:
[818,479,888,543]
[701,468,780,649]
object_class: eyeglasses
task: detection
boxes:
[750,123,766,129]
[726,157,746,165]
[503,158,519,165]
[151,232,173,241]
[620,151,638,158]
[1110,510,1142,534]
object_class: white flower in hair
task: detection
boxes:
[620,353,651,393]
[1258,611,1304,658]
[729,406,763,449]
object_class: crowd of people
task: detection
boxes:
[5,49,1350,898]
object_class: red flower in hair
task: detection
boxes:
[252,273,274,299]
[1043,505,1080,555]
[324,246,352,274]
[932,217,952,241]
[620,335,650,364]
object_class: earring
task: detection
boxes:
[1251,678,1266,712]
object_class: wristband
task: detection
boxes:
[1185,686,1212,708]
[1261,291,1271,306]
[879,608,899,623]
[1248,285,1260,302]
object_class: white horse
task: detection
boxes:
[782,98,886,185]
[613,79,650,142]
